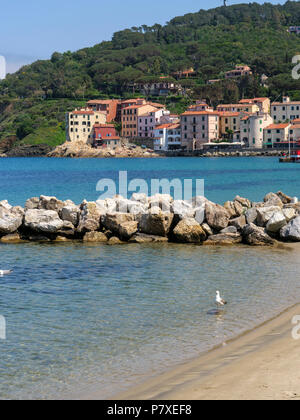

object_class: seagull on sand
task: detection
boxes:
[216,291,227,307]
[0,270,13,277]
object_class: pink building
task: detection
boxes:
[180,111,219,150]
[138,108,168,138]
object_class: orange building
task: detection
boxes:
[86,99,121,122]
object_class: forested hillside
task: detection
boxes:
[1,1,300,152]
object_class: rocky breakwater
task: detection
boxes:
[47,141,159,158]
[0,191,300,246]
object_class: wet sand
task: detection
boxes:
[107,302,300,400]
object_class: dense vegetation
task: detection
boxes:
[0,1,300,151]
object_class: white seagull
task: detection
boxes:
[216,291,227,307]
[0,270,13,277]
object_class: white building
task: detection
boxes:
[263,123,290,148]
[271,97,300,122]
[153,123,181,151]
[240,112,273,148]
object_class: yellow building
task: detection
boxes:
[67,109,107,144]
[218,112,240,138]
[121,104,158,138]
[239,98,270,114]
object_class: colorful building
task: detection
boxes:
[240,112,273,148]
[138,108,168,138]
[66,109,107,144]
[180,111,219,150]
[225,65,252,79]
[263,123,290,148]
[121,104,158,138]
[86,99,121,122]
[239,98,270,114]
[153,123,181,151]
[218,112,240,138]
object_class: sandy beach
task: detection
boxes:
[99,301,300,401]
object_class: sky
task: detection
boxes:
[0,0,287,74]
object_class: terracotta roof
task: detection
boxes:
[87,99,120,104]
[72,110,94,115]
[181,111,219,116]
[155,123,180,130]
[93,124,116,128]
[265,123,290,130]
[96,136,120,141]
[272,101,300,105]
[217,112,240,117]
[291,124,300,129]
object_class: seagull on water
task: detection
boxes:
[216,291,227,307]
[0,270,13,277]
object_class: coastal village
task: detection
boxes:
[61,62,300,157]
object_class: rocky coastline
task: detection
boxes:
[1,191,300,246]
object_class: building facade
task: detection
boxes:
[218,112,240,138]
[86,99,121,122]
[66,109,106,144]
[153,123,181,151]
[240,112,273,148]
[121,104,158,138]
[225,65,252,79]
[180,111,219,150]
[271,97,300,122]
[138,108,167,138]
[263,123,290,148]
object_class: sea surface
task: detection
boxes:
[1,157,300,399]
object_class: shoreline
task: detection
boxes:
[109,300,300,400]
[78,244,300,401]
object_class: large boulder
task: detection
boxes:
[204,233,242,245]
[25,197,39,210]
[102,213,135,237]
[148,194,173,212]
[130,193,148,205]
[60,205,80,226]
[221,226,238,234]
[172,218,206,243]
[24,209,64,233]
[234,195,251,209]
[171,200,195,219]
[0,205,24,234]
[139,208,174,237]
[242,223,276,246]
[280,216,300,241]
[256,206,282,227]
[224,201,240,218]
[77,201,103,233]
[266,211,287,233]
[245,208,258,224]
[263,192,283,208]
[229,215,247,231]
[277,191,292,205]
[205,202,230,231]
[118,221,138,241]
[282,208,296,222]
[38,195,65,212]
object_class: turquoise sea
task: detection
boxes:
[1,157,300,399]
